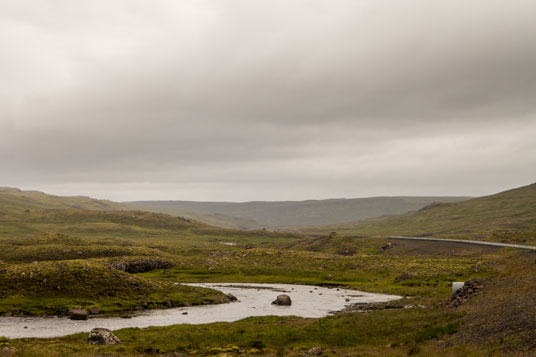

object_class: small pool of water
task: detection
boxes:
[0,283,400,338]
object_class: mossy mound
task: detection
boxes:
[0,233,173,263]
[0,259,228,316]
[286,235,383,256]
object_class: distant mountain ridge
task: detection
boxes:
[125,196,470,229]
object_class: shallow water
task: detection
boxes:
[0,283,400,338]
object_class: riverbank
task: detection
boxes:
[0,283,400,339]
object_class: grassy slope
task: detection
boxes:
[0,188,301,247]
[302,182,536,242]
[0,209,300,248]
[126,196,470,229]
[0,187,263,230]
[0,187,128,215]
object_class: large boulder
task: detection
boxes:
[68,308,88,320]
[87,328,121,345]
[272,294,292,306]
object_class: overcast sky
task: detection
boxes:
[1,1,536,202]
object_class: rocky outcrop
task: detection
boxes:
[87,328,121,345]
[451,278,487,307]
[109,259,174,273]
[68,308,88,320]
[272,294,292,306]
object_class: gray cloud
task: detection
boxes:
[1,0,536,201]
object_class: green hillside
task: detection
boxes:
[0,188,299,246]
[0,189,298,316]
[305,182,536,242]
[127,196,470,229]
[0,187,128,215]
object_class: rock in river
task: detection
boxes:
[68,308,88,320]
[87,328,121,345]
[272,294,292,306]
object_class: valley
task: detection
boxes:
[0,184,535,355]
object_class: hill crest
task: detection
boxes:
[303,182,536,238]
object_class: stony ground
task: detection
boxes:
[454,252,536,354]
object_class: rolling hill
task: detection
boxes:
[0,187,258,230]
[126,196,470,229]
[0,187,297,245]
[303,182,536,240]
[0,187,127,215]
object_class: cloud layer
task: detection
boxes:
[1,0,535,201]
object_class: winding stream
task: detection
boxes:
[0,283,400,338]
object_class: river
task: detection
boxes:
[0,283,400,338]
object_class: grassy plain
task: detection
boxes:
[1,187,535,355]
[2,231,525,356]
